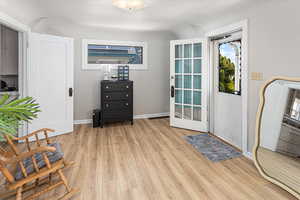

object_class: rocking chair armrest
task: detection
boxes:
[6,146,56,164]
[13,128,55,141]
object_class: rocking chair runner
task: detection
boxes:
[0,128,79,200]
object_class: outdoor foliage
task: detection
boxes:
[219,55,235,93]
[0,94,40,140]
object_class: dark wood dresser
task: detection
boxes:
[100,80,133,127]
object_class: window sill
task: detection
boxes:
[82,64,148,71]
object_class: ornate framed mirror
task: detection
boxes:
[253,77,300,199]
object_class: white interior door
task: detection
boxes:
[28,33,74,138]
[213,33,242,149]
[170,39,208,132]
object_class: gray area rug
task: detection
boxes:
[184,134,242,162]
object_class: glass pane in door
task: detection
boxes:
[175,60,183,73]
[184,90,192,104]
[175,105,182,118]
[183,106,192,120]
[175,90,182,103]
[184,44,192,58]
[193,107,201,121]
[175,75,183,88]
[194,43,202,57]
[193,91,201,106]
[218,40,242,95]
[194,59,202,73]
[184,59,192,73]
[175,45,183,58]
[184,75,192,89]
[193,75,201,89]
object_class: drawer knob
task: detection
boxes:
[126,94,129,97]
[126,85,129,88]
[106,86,109,89]
[125,103,129,106]
[106,95,109,98]
[106,104,109,107]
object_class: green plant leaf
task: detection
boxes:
[0,95,41,140]
[0,94,9,105]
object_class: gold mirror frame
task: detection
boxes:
[253,76,300,199]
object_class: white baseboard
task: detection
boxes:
[133,112,169,119]
[243,151,252,160]
[73,112,170,125]
[74,119,92,125]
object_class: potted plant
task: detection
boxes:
[0,94,40,141]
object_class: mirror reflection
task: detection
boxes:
[258,80,300,194]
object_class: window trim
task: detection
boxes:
[82,39,148,70]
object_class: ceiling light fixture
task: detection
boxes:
[112,0,146,11]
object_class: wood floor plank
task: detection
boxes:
[0,118,297,200]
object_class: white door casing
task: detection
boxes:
[28,33,74,138]
[170,39,208,132]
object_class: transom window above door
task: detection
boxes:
[82,39,148,70]
[218,40,241,95]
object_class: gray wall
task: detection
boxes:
[246,0,300,152]
[175,0,300,152]
[39,22,176,120]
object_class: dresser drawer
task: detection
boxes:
[102,112,132,122]
[102,101,131,112]
[103,92,130,101]
[102,82,132,92]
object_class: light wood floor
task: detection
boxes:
[1,118,297,200]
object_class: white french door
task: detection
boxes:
[27,33,74,138]
[170,39,208,132]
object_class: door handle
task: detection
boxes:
[171,86,175,98]
[69,88,73,97]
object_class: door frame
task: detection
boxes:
[212,32,243,149]
[0,11,31,137]
[205,20,249,157]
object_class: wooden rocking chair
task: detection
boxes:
[0,128,79,200]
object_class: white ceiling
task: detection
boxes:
[0,0,271,32]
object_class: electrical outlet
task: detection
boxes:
[251,72,263,80]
